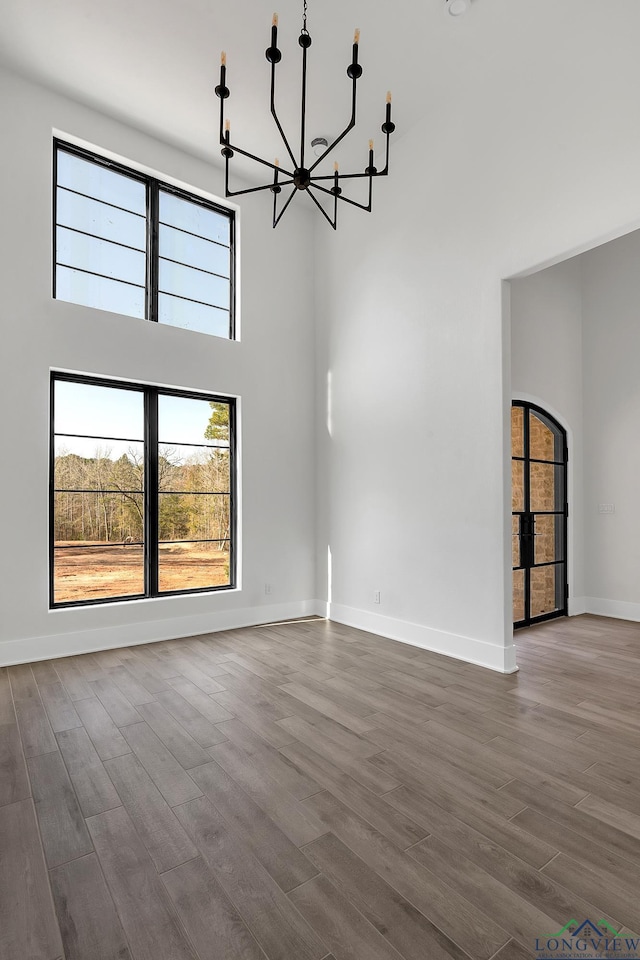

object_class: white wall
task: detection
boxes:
[0,67,317,665]
[314,0,640,673]
[510,258,585,611]
[582,230,640,619]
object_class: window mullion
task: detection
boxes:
[146,390,159,596]
[148,181,159,322]
[229,211,236,339]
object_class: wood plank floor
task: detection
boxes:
[1,613,639,960]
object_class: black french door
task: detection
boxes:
[512,401,568,628]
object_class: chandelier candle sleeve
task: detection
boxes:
[271,158,281,194]
[347,28,363,79]
[382,91,395,136]
[215,53,229,100]
[221,116,233,159]
[366,139,376,176]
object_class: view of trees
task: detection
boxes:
[54,401,231,547]
[54,450,144,543]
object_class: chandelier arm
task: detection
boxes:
[311,171,375,183]
[273,186,298,228]
[308,76,358,175]
[311,178,373,213]
[270,62,298,169]
[306,184,337,230]
[222,138,295,178]
[336,192,372,212]
[225,179,293,198]
[377,130,392,176]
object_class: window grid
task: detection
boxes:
[50,373,237,608]
[53,140,235,339]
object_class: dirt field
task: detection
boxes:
[53,541,230,602]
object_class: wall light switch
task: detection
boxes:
[374,590,381,604]
[598,503,615,514]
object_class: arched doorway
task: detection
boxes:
[512,401,568,627]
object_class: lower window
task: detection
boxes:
[50,373,236,606]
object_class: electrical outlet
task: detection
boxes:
[264,582,272,595]
[374,590,381,604]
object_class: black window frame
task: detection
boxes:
[50,371,237,609]
[53,139,236,340]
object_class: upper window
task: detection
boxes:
[53,140,235,339]
[51,373,236,607]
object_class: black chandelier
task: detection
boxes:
[214,0,395,229]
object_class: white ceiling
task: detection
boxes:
[0,1,637,184]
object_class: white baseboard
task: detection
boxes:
[317,601,517,674]
[1,597,520,674]
[0,600,318,667]
[584,597,640,622]
[568,596,587,616]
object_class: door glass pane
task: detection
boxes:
[511,406,524,457]
[512,460,524,511]
[513,569,525,622]
[529,410,562,462]
[512,515,521,567]
[534,514,564,564]
[530,564,564,619]
[530,462,564,512]
[158,540,230,592]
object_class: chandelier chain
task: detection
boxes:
[302,0,309,35]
